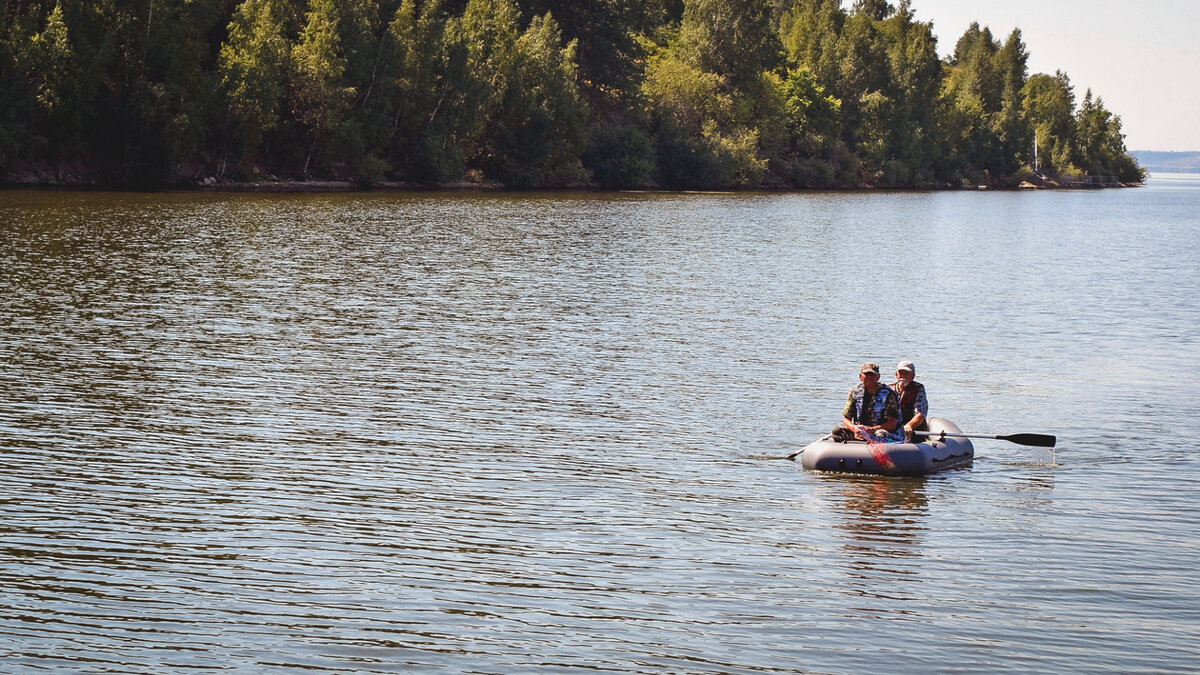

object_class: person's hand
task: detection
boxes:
[903,425,913,441]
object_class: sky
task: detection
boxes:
[908,0,1200,151]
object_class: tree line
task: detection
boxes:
[0,0,1145,188]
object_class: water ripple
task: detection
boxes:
[2,186,1199,672]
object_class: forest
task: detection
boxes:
[0,0,1146,189]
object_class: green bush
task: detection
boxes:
[583,123,655,188]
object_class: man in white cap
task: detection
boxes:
[832,362,901,442]
[893,360,928,441]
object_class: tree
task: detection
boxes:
[641,42,764,188]
[518,0,662,111]
[642,51,732,134]
[677,0,780,89]
[991,28,1029,175]
[447,0,521,160]
[851,0,893,21]
[331,0,388,179]
[875,2,943,184]
[833,13,888,161]
[775,66,842,186]
[949,22,1000,111]
[381,0,464,181]
[1075,89,1144,182]
[290,0,355,176]
[24,2,75,126]
[437,0,590,186]
[582,121,654,188]
[1023,70,1075,174]
[0,0,1148,188]
[485,13,589,185]
[942,21,1004,178]
[218,0,292,159]
[781,66,840,150]
[4,1,83,160]
[779,0,844,90]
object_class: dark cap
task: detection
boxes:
[859,362,880,375]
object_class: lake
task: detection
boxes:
[2,177,1198,673]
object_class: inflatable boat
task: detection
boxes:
[798,417,974,476]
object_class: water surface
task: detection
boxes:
[1,178,1198,672]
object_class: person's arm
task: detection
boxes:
[840,390,856,430]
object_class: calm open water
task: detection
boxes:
[1,177,1198,673]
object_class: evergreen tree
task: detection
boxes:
[518,0,662,111]
[878,2,943,184]
[678,0,781,89]
[942,22,1004,178]
[1075,89,1144,182]
[779,0,844,90]
[832,11,888,179]
[1023,70,1076,174]
[851,0,893,21]
[991,28,1029,175]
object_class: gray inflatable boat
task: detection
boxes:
[799,417,974,476]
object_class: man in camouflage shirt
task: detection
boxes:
[831,362,902,442]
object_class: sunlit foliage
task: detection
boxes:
[0,0,1144,187]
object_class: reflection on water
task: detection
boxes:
[834,475,928,560]
[827,475,930,619]
[2,185,1200,673]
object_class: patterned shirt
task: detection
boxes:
[841,383,899,426]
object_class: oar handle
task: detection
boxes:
[912,429,966,439]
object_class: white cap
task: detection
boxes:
[896,360,915,374]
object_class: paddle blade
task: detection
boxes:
[998,433,1056,447]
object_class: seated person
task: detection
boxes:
[832,362,903,442]
[893,360,928,442]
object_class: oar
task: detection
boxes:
[912,429,1056,447]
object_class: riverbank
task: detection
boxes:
[1,155,1146,192]
[1,172,1142,193]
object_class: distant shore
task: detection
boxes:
[1131,151,1200,174]
[1,173,1142,193]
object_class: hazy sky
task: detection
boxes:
[909,0,1200,151]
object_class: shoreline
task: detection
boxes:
[0,161,1144,193]
[0,176,1143,193]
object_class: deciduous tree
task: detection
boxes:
[290,0,355,176]
[219,0,292,158]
